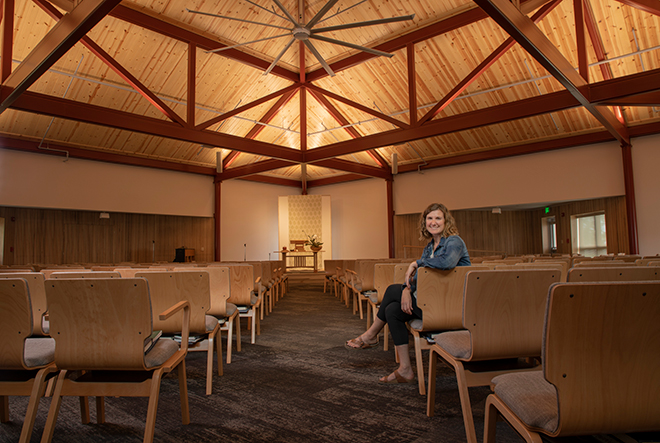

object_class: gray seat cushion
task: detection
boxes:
[408,318,423,330]
[226,303,238,316]
[491,371,559,433]
[434,330,472,359]
[144,337,179,369]
[23,337,55,368]
[206,314,218,333]
[367,293,378,303]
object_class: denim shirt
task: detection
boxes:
[409,235,471,296]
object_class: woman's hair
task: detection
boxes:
[418,203,459,240]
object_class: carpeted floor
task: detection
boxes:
[2,273,658,443]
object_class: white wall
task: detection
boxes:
[0,149,214,217]
[393,142,626,214]
[310,178,389,259]
[220,179,296,261]
[631,134,660,255]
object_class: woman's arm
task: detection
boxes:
[404,260,418,287]
[417,236,467,270]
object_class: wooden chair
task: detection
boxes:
[409,265,489,395]
[0,278,58,443]
[226,264,260,346]
[136,271,220,395]
[42,278,190,443]
[426,269,561,443]
[368,263,407,352]
[0,273,49,336]
[573,261,634,267]
[567,266,660,282]
[47,271,121,279]
[484,281,660,442]
[512,261,568,282]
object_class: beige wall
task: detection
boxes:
[631,135,660,255]
[310,178,390,259]
[0,149,214,217]
[393,141,626,214]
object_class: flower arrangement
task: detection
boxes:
[303,231,323,248]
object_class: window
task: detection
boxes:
[571,212,607,257]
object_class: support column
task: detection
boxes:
[387,179,395,258]
[621,143,639,254]
[214,178,221,261]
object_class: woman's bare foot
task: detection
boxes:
[345,335,378,349]
[379,368,415,383]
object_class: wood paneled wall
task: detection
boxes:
[0,206,215,266]
[394,196,629,258]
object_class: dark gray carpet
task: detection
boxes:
[2,273,658,443]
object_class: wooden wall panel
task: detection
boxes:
[0,206,215,266]
[394,196,628,259]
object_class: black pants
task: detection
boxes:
[376,284,423,346]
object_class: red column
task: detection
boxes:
[621,143,639,254]
[387,179,395,258]
[214,178,221,261]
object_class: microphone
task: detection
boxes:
[244,243,247,261]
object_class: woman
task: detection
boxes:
[345,203,470,383]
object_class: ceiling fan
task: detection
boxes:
[187,0,415,76]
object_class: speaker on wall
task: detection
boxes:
[391,152,398,175]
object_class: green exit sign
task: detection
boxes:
[545,207,550,214]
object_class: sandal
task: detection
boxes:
[345,336,378,350]
[379,370,416,384]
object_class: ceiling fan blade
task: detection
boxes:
[306,0,340,29]
[244,0,288,21]
[317,0,368,25]
[313,14,416,33]
[309,35,394,58]
[186,9,291,30]
[303,40,335,77]
[206,33,292,54]
[264,37,296,75]
[271,0,299,25]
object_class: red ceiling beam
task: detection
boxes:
[613,0,660,16]
[240,174,302,188]
[574,0,588,81]
[417,0,561,126]
[307,87,387,167]
[407,43,417,127]
[307,173,368,188]
[188,42,196,127]
[597,91,660,106]
[33,0,185,126]
[1,0,14,82]
[217,159,297,181]
[0,0,122,113]
[306,7,489,82]
[109,4,299,82]
[305,89,581,161]
[311,158,392,179]
[196,84,299,131]
[9,89,304,162]
[306,84,409,129]
[0,135,216,175]
[473,0,630,146]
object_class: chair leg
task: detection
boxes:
[455,362,478,443]
[206,334,214,395]
[41,369,68,443]
[483,395,543,443]
[225,321,233,364]
[383,324,389,351]
[251,312,256,344]
[216,332,224,376]
[19,365,56,443]
[177,360,190,425]
[426,350,437,417]
[0,396,8,423]
[144,369,164,443]
[95,397,105,423]
[483,396,499,443]
[235,316,242,352]
[79,396,90,424]
[413,335,426,396]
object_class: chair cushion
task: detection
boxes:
[434,330,472,359]
[409,318,423,330]
[206,315,218,333]
[144,338,179,369]
[251,293,259,305]
[367,292,378,303]
[23,337,55,368]
[226,303,238,316]
[42,318,50,335]
[491,371,559,433]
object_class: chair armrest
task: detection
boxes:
[159,300,191,353]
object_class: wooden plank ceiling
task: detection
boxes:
[1,0,659,190]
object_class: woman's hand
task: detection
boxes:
[405,261,418,287]
[401,286,413,315]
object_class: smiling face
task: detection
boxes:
[425,209,446,239]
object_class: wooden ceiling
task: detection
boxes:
[1,0,660,190]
